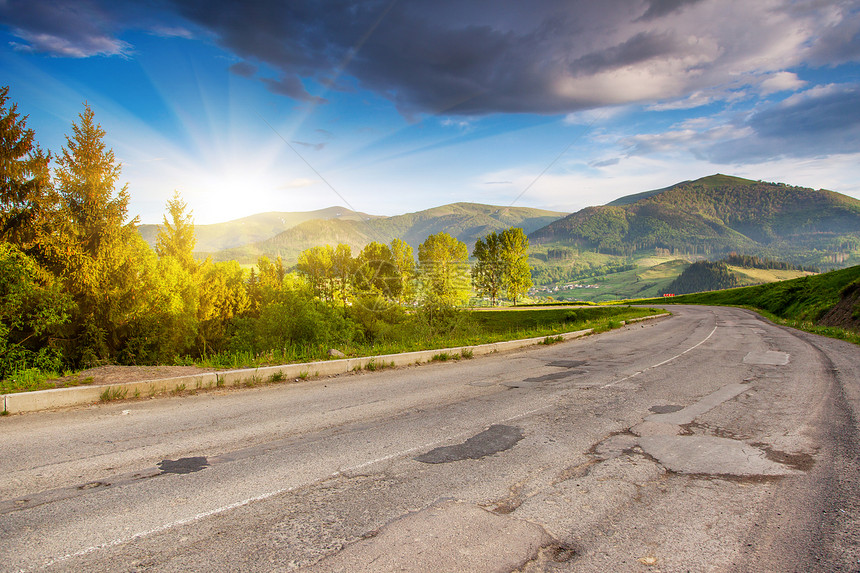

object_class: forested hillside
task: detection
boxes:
[139,207,379,253]
[0,88,535,387]
[212,203,564,264]
[531,174,860,267]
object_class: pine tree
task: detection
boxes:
[156,190,197,273]
[0,86,56,253]
[53,103,140,365]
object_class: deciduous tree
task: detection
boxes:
[500,227,532,304]
[417,232,471,307]
[472,232,504,306]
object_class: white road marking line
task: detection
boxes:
[29,401,555,571]
[601,324,718,389]
[28,322,703,569]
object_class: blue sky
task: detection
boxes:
[2,0,860,224]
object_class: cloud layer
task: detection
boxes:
[3,0,858,116]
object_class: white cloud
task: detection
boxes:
[759,71,807,95]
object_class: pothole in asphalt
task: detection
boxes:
[743,350,790,365]
[637,436,802,476]
[415,425,524,464]
[522,372,572,384]
[649,404,685,414]
[157,456,210,475]
[753,443,816,471]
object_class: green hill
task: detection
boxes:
[139,207,379,253]
[643,265,860,337]
[531,174,860,268]
[211,203,566,264]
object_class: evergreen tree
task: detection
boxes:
[53,103,140,366]
[0,86,56,254]
[156,190,197,273]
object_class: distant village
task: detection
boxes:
[530,283,600,296]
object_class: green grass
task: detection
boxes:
[727,266,813,286]
[636,265,860,344]
[537,257,692,303]
[99,386,128,402]
[0,368,63,394]
[1,306,664,394]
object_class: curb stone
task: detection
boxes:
[1,313,670,414]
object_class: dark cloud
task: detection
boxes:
[262,75,327,103]
[229,61,257,77]
[4,0,860,117]
[0,0,130,57]
[570,31,684,75]
[638,0,707,21]
[808,13,860,66]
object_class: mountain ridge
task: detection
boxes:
[531,174,860,266]
[208,202,566,263]
[138,206,380,252]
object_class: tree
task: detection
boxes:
[196,259,249,355]
[52,103,141,366]
[500,228,532,304]
[354,242,402,301]
[0,86,56,254]
[297,245,334,302]
[472,228,532,305]
[417,232,471,307]
[0,243,71,379]
[472,232,504,306]
[331,243,353,309]
[389,238,416,305]
[156,190,197,273]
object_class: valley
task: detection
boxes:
[138,174,860,304]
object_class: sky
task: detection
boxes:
[1,0,860,225]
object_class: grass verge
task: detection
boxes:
[1,306,663,394]
[634,264,860,345]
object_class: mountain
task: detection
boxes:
[211,203,566,263]
[139,207,379,253]
[530,174,860,266]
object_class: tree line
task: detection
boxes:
[0,88,531,380]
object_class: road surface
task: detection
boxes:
[1,306,858,572]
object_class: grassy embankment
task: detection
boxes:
[635,265,860,345]
[0,306,661,395]
[196,305,661,369]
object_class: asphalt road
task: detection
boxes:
[1,306,858,572]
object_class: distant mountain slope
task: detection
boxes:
[139,207,378,252]
[531,174,860,266]
[212,203,566,263]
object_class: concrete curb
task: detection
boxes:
[1,313,670,414]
